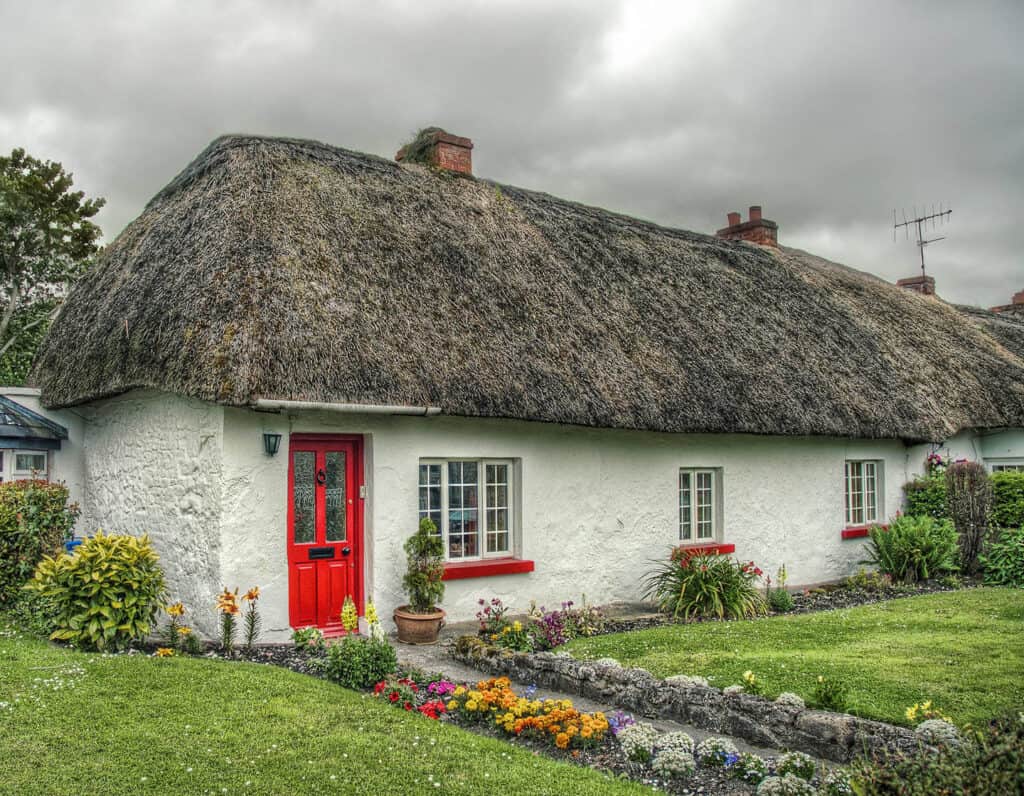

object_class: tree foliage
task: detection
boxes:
[0,148,104,382]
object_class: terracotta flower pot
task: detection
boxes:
[393,605,445,645]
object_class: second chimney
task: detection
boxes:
[396,128,473,175]
[716,205,778,247]
[990,289,1024,314]
[896,275,937,296]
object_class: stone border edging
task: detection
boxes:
[452,636,918,763]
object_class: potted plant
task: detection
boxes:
[394,518,446,644]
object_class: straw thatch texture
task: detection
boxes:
[31,135,1024,442]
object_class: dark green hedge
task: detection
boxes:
[0,480,79,602]
[991,471,1024,529]
[904,470,1024,530]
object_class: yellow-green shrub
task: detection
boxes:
[0,480,79,602]
[26,531,165,650]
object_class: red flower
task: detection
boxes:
[374,681,387,695]
[754,568,763,576]
[389,692,399,703]
[403,701,413,711]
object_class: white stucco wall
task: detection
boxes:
[80,390,1024,642]
[79,390,225,636]
[0,386,86,513]
[220,407,907,641]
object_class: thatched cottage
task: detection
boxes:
[28,131,1024,639]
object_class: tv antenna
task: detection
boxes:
[893,204,952,278]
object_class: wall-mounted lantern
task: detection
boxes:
[262,432,282,457]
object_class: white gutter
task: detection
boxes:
[253,398,441,416]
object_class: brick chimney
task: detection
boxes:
[896,275,936,296]
[990,289,1024,315]
[716,205,778,247]
[395,129,473,175]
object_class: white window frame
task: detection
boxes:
[987,459,1024,473]
[11,449,48,479]
[418,458,516,561]
[845,460,883,527]
[679,468,722,543]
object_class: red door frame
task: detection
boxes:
[286,434,365,632]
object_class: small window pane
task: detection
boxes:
[485,464,510,555]
[447,460,479,559]
[679,472,692,540]
[696,471,714,540]
[292,451,316,544]
[418,464,442,534]
[15,453,46,473]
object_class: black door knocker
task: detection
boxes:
[316,468,327,485]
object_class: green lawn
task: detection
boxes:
[565,587,1024,727]
[0,627,645,796]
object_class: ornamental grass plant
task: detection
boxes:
[643,548,766,620]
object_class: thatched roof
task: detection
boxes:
[31,134,1024,442]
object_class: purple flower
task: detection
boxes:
[724,753,739,767]
[608,710,636,735]
[524,684,537,698]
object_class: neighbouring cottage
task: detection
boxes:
[27,130,1024,640]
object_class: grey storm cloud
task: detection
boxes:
[2,0,1021,306]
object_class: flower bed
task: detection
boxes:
[451,636,918,763]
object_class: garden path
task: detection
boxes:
[390,618,789,758]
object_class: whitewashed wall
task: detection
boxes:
[221,407,906,641]
[1,387,86,511]
[80,391,225,636]
[81,391,1024,642]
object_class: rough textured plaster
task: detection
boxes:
[80,391,224,636]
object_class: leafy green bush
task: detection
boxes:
[643,549,767,620]
[860,516,958,583]
[903,475,948,521]
[849,712,1024,795]
[320,635,397,690]
[768,588,795,613]
[25,531,165,650]
[946,461,992,574]
[402,518,445,613]
[811,675,849,712]
[991,471,1024,530]
[0,480,79,602]
[979,526,1024,587]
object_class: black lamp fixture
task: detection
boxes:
[262,432,282,457]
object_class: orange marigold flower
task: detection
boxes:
[555,732,569,749]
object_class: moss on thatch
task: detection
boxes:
[395,127,448,167]
[30,134,1024,441]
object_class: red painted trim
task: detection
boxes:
[680,543,735,555]
[841,523,888,539]
[442,558,535,581]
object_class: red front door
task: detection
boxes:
[287,435,364,631]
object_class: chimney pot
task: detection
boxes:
[1014,290,1024,305]
[716,204,778,247]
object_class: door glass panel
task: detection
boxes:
[293,451,316,543]
[325,451,347,542]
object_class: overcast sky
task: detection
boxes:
[2,0,1021,307]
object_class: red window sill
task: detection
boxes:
[679,543,735,555]
[842,523,887,539]
[442,558,535,581]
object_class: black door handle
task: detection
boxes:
[341,546,351,556]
